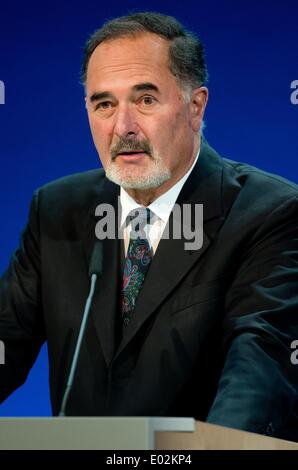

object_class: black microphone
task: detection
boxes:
[58,241,103,416]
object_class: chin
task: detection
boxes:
[106,168,171,190]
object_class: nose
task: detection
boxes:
[113,103,140,139]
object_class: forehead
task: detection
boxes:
[86,33,176,93]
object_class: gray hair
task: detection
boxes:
[81,11,208,97]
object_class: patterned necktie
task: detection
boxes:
[121,208,152,327]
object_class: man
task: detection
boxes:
[0,12,298,441]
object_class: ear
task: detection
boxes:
[189,87,208,132]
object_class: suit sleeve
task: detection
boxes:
[207,195,298,440]
[0,191,45,403]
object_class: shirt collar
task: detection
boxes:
[120,146,200,228]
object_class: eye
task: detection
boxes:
[95,101,112,110]
[139,95,156,106]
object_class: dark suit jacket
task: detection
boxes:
[1,140,298,441]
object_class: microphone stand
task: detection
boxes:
[58,242,103,416]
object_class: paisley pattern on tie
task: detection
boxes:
[121,208,152,322]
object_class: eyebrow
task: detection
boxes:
[90,91,113,103]
[132,82,160,93]
[89,83,160,103]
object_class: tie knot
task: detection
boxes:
[127,207,151,225]
[127,207,151,238]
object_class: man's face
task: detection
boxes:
[85,33,207,192]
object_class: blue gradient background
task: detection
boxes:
[0,0,297,416]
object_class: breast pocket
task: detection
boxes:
[169,280,226,316]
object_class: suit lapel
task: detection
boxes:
[81,176,120,367]
[114,140,226,358]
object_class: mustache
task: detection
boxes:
[111,137,153,160]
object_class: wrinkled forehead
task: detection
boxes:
[86,33,173,88]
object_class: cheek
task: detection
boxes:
[157,110,194,167]
[89,117,111,149]
[172,108,194,144]
[156,109,190,149]
[149,112,179,145]
[87,118,113,168]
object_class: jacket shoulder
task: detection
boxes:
[222,156,298,209]
[38,168,106,197]
[223,157,298,190]
[33,168,118,227]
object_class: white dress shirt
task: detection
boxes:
[119,148,200,255]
